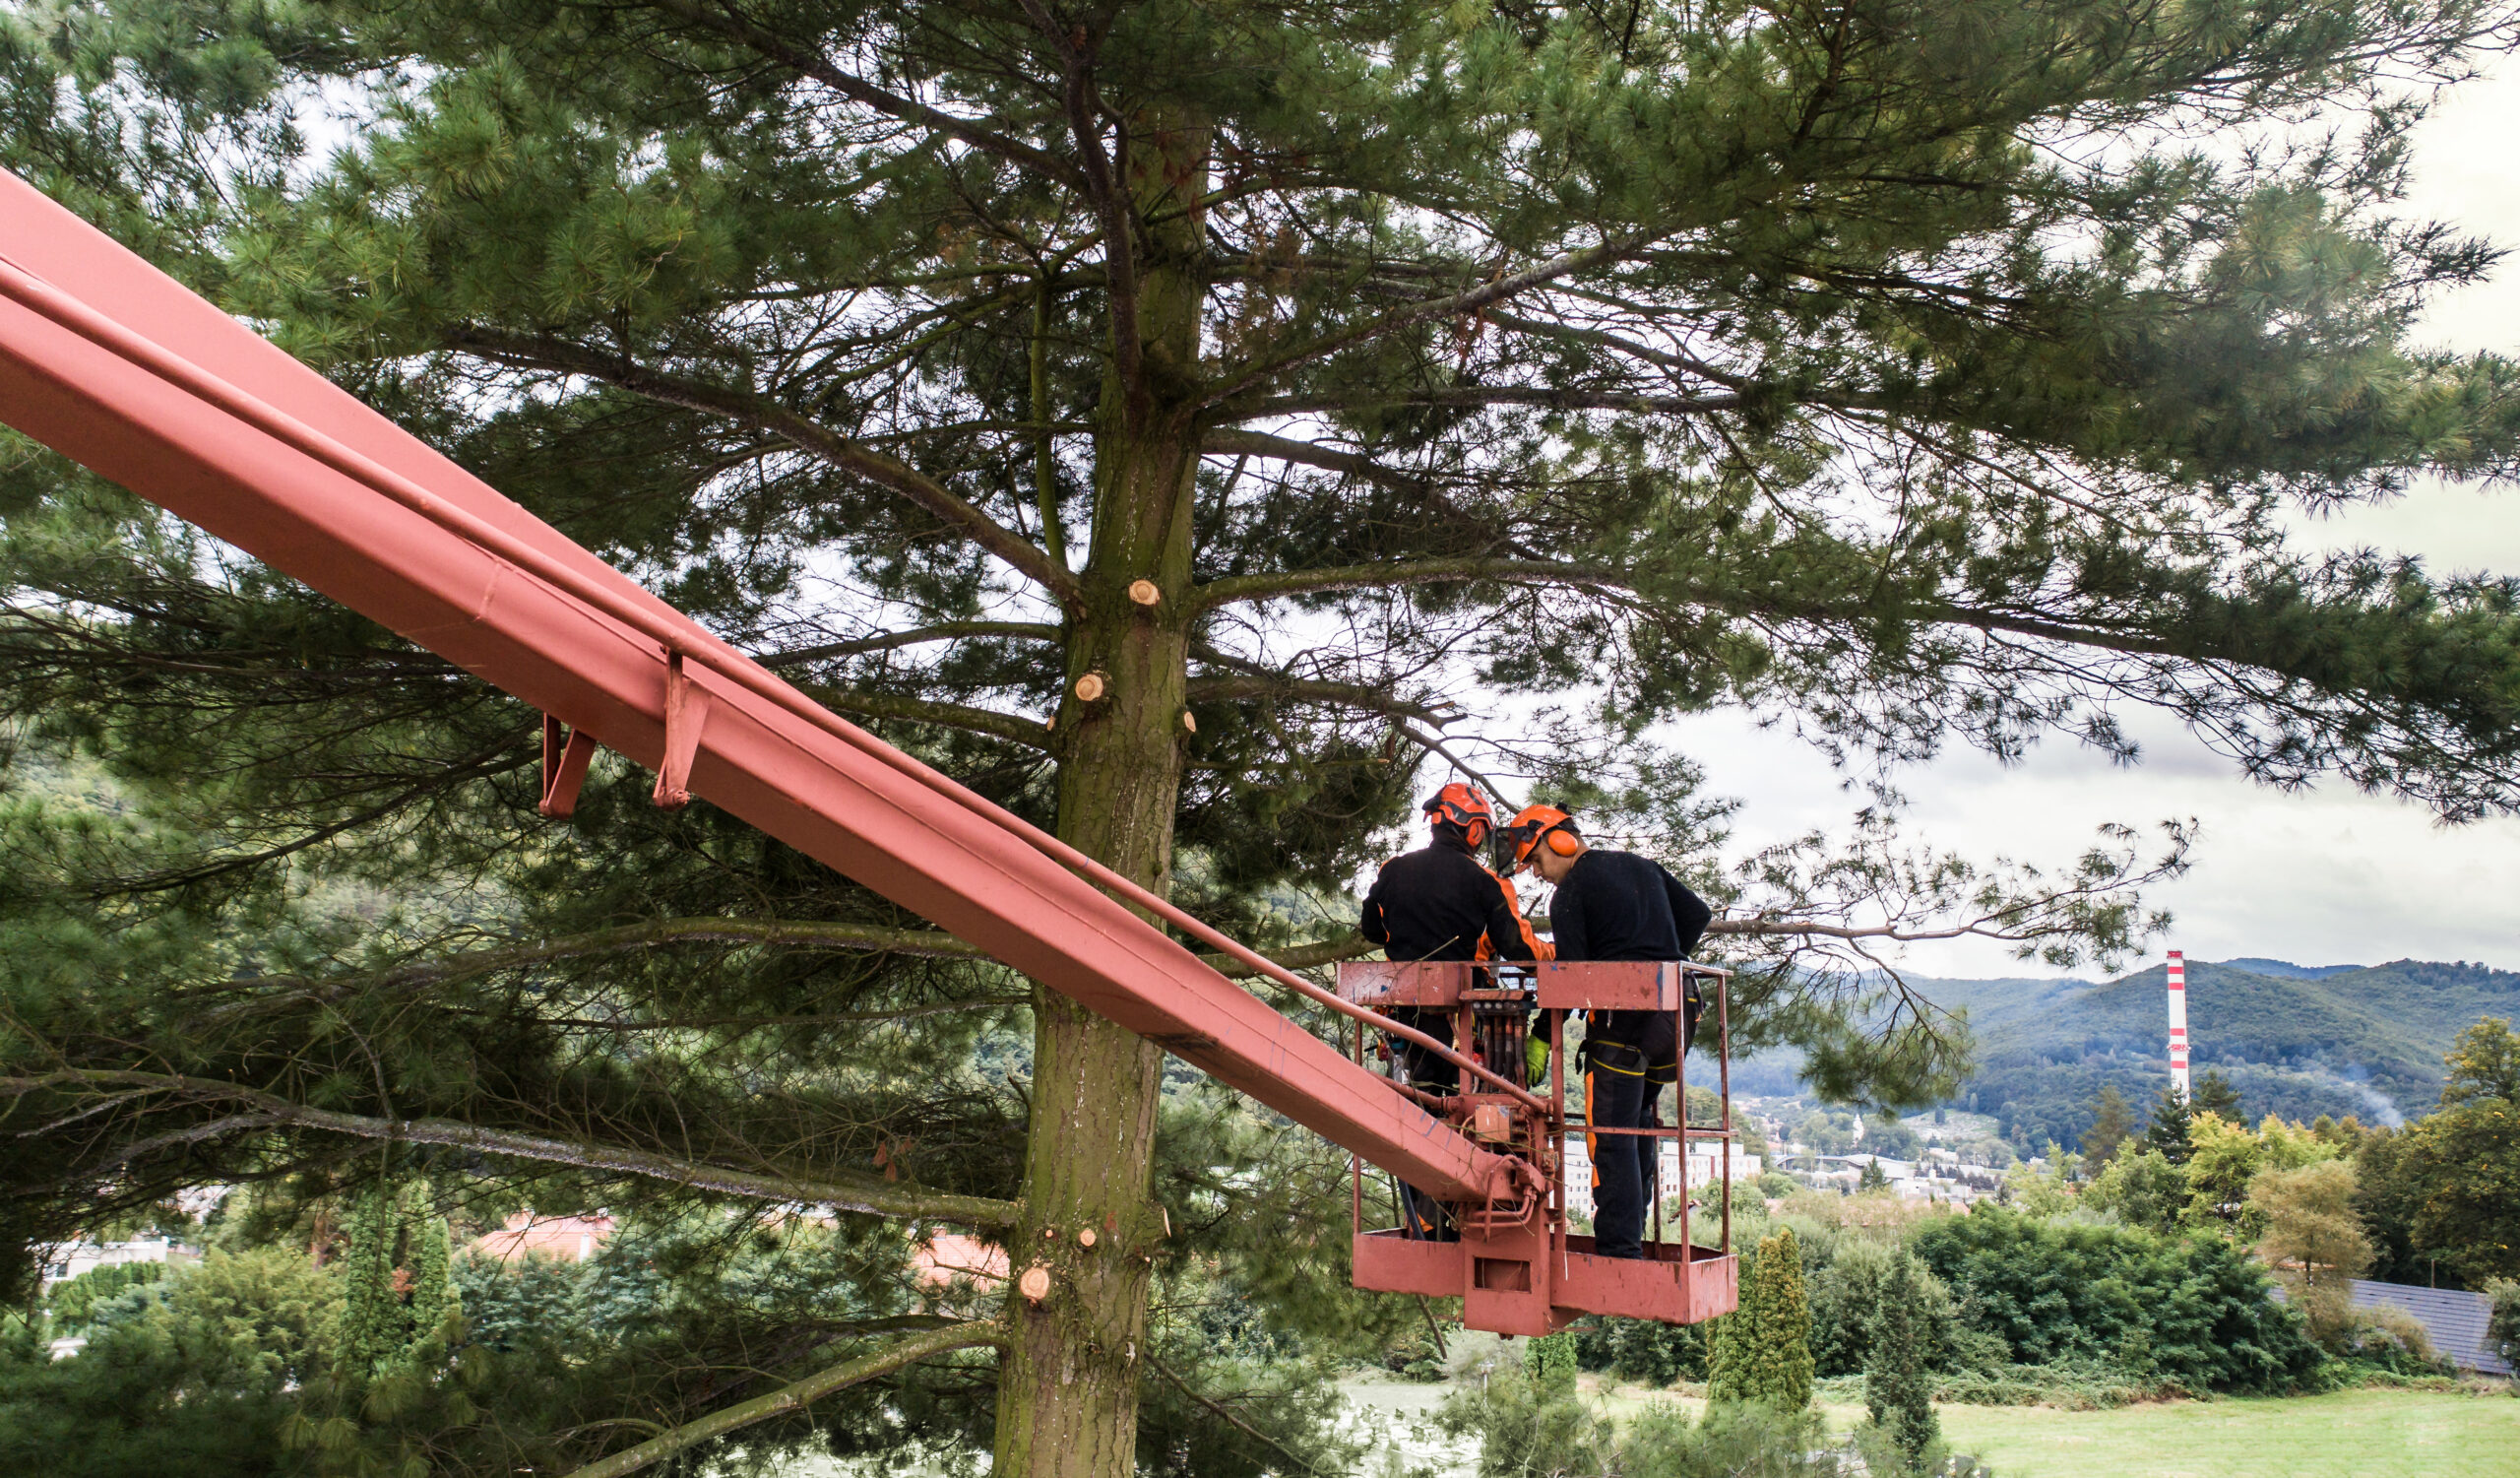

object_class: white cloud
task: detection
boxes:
[1657,65,2520,979]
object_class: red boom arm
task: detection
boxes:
[0,169,1519,1206]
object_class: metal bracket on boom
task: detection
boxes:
[537,714,598,819]
[651,652,714,810]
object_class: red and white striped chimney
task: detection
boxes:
[2165,950,2191,1098]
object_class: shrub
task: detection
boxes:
[2488,1280,2520,1374]
[1432,1369,1613,1478]
[1435,1373,1840,1478]
[1524,1330,1578,1391]
[1570,1314,1713,1386]
[44,1261,167,1332]
[2330,1304,2447,1377]
[1807,1237,1961,1379]
[1912,1205,2321,1393]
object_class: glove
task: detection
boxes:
[1526,1036,1551,1087]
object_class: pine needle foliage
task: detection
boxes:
[6,0,2520,1467]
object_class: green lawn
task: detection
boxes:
[1567,1382,2520,1478]
[1922,1387,2520,1478]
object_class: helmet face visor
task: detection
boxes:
[1495,804,1572,874]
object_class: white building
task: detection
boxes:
[1559,1135,1761,1218]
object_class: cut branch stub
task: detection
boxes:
[1018,1264,1052,1303]
[1179,709,1196,734]
[1073,671,1108,702]
[1127,578,1162,607]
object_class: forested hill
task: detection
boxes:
[1724,959,2520,1150]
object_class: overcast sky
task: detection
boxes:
[1657,66,2520,981]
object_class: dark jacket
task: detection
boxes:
[1360,830,1548,1094]
[1549,849,1713,1070]
[1360,831,1547,964]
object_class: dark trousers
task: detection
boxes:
[1391,1012,1459,1241]
[1586,1054,1663,1259]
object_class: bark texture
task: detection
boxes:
[990,105,1209,1478]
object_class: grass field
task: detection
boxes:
[1922,1387,2520,1478]
[1347,1354,2520,1478]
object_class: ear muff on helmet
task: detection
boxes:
[1545,828,1582,857]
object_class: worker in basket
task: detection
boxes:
[1499,804,1713,1260]
[1360,782,1552,1240]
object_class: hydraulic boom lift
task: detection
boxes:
[0,169,1736,1333]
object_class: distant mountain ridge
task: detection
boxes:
[1721,957,2520,1150]
[2212,957,2365,981]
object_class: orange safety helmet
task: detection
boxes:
[1496,803,1582,874]
[1422,781,1494,846]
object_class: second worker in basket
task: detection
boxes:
[1498,804,1714,1259]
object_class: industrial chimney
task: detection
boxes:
[2165,950,2191,1098]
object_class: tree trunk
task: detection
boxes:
[991,106,1210,1478]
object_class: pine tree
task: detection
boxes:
[9,0,2520,1470]
[2081,1085,2137,1169]
[1864,1248,1941,1474]
[2192,1070,2243,1123]
[338,1189,406,1378]
[2144,1086,2199,1167]
[1711,1228,1814,1412]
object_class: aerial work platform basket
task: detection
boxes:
[1339,960,1739,1335]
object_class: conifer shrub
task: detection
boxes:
[1709,1228,1815,1411]
[1862,1247,1941,1473]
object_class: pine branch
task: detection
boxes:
[197,916,1018,1016]
[561,1321,1005,1478]
[1014,0,1141,413]
[1185,669,1446,725]
[1144,1351,1328,1476]
[1187,557,1630,612]
[443,326,1082,605]
[1198,428,1435,491]
[0,1070,1021,1228]
[1216,385,1747,419]
[797,682,1055,748]
[1202,232,1663,408]
[86,740,528,897]
[638,0,1084,189]
[203,917,1368,1015]
[760,621,1064,666]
